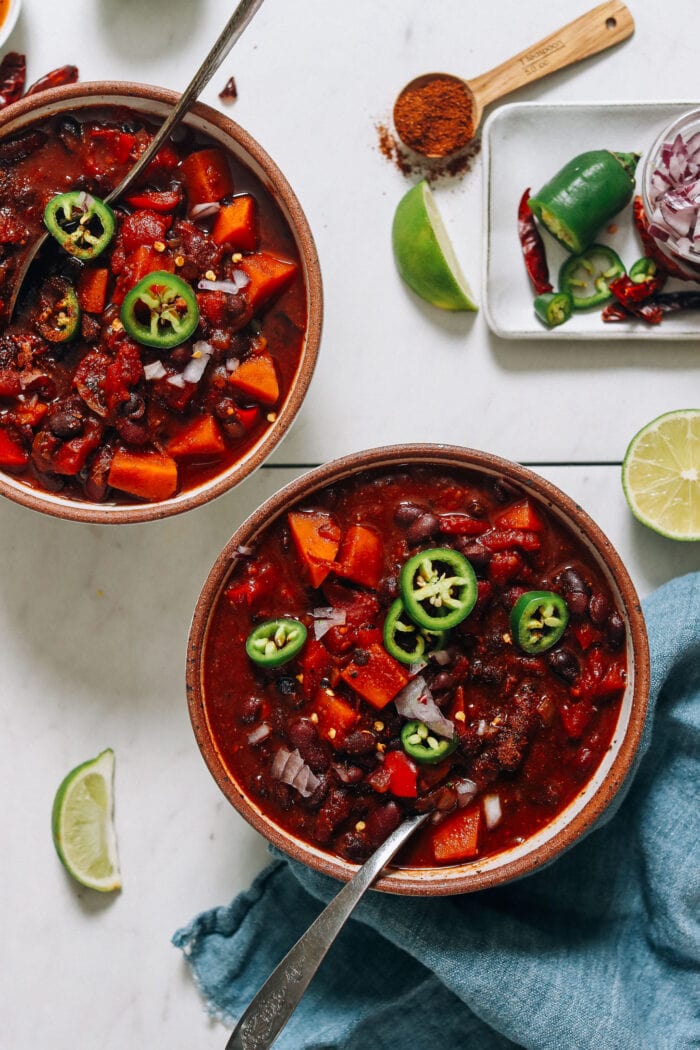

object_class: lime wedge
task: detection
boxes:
[622,409,700,541]
[51,748,121,892]
[392,180,478,311]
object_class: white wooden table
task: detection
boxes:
[1,1,698,1046]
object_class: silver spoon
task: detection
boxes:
[226,811,430,1050]
[7,0,265,318]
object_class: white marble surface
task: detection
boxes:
[1,1,699,1046]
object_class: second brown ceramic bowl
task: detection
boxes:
[187,444,650,895]
[0,83,322,524]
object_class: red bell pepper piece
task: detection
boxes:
[0,369,21,398]
[559,699,595,740]
[481,528,541,552]
[52,419,102,476]
[437,513,488,536]
[488,551,523,586]
[314,689,358,744]
[495,500,544,532]
[383,750,418,798]
[432,806,481,863]
[334,525,383,589]
[124,189,182,214]
[113,247,174,306]
[77,268,109,314]
[88,127,136,167]
[0,427,28,469]
[288,510,341,588]
[339,643,409,710]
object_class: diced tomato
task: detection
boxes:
[86,127,136,169]
[119,209,172,253]
[52,420,102,476]
[298,639,333,698]
[339,643,409,710]
[113,245,175,306]
[12,399,48,428]
[180,148,234,207]
[228,353,279,406]
[153,374,198,413]
[124,189,182,213]
[197,290,228,326]
[108,448,178,501]
[559,699,595,740]
[77,268,109,314]
[224,561,278,612]
[0,427,28,469]
[144,143,180,176]
[239,252,297,312]
[212,195,258,251]
[166,415,225,458]
[574,648,627,702]
[383,750,418,798]
[103,342,144,414]
[314,689,358,744]
[432,806,481,863]
[288,509,341,588]
[438,513,488,536]
[0,369,21,398]
[481,528,541,552]
[574,622,599,652]
[488,551,523,585]
[496,500,544,532]
[334,525,383,589]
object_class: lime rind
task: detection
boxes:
[51,748,121,892]
[392,180,478,312]
[622,409,700,541]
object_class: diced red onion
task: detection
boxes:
[394,676,454,739]
[226,357,240,373]
[198,278,242,295]
[312,607,346,640]
[477,719,487,736]
[431,649,451,666]
[270,747,319,798]
[232,268,250,289]
[236,544,254,557]
[182,351,211,384]
[408,658,427,676]
[649,126,700,253]
[455,778,478,807]
[247,723,271,745]
[144,360,167,381]
[166,373,186,388]
[190,201,221,220]
[483,793,502,829]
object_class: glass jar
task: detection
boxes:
[641,108,700,279]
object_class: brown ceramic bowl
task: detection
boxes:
[0,83,322,523]
[187,444,650,895]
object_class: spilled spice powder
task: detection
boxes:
[375,121,481,184]
[393,75,475,157]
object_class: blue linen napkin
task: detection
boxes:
[174,572,700,1049]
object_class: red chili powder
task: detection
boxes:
[393,76,475,157]
[375,121,481,184]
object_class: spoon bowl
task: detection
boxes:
[393,1,634,158]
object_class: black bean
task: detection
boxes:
[275,676,297,696]
[395,501,425,525]
[492,478,520,503]
[606,610,625,650]
[47,401,84,439]
[547,648,580,684]
[557,568,591,616]
[353,649,370,667]
[406,511,440,545]
[588,592,610,625]
[466,497,488,518]
[431,671,456,691]
[239,696,263,724]
[456,540,490,567]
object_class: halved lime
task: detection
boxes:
[392,179,478,311]
[622,409,700,541]
[51,748,121,892]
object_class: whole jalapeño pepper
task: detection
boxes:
[528,150,640,255]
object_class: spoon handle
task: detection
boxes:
[106,0,265,204]
[469,1,634,109]
[225,811,430,1050]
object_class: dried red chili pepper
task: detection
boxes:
[0,52,26,109]
[517,188,553,296]
[600,301,629,323]
[26,65,79,96]
[607,275,663,324]
[603,289,700,324]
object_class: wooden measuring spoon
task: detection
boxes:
[393,1,634,158]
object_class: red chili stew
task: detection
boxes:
[0,109,306,503]
[203,466,627,868]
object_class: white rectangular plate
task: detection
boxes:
[483,101,700,340]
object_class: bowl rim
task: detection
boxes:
[0,81,323,524]
[186,443,651,896]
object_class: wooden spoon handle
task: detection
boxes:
[468,1,634,109]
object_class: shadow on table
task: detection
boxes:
[95,0,206,62]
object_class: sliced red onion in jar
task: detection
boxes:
[483,793,502,829]
[394,676,454,739]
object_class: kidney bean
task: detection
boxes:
[21,371,56,399]
[84,444,113,501]
[239,695,263,724]
[606,610,625,650]
[547,648,580,684]
[406,511,440,545]
[365,800,402,847]
[343,729,376,755]
[431,670,456,692]
[115,415,149,446]
[394,501,425,524]
[466,496,488,518]
[336,831,370,862]
[455,540,490,567]
[47,400,85,439]
[31,429,61,473]
[588,592,610,625]
[287,717,319,750]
